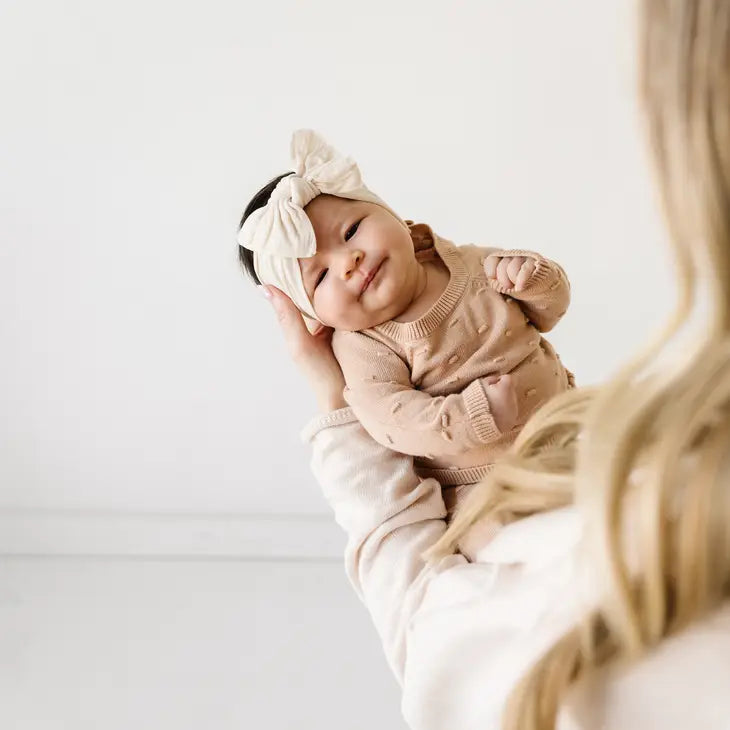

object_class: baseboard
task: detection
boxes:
[0,508,345,561]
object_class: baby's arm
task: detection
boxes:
[484,249,570,332]
[333,331,515,458]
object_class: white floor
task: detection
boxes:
[0,557,407,730]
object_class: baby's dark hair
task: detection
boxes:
[237,172,294,285]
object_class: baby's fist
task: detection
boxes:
[484,254,535,292]
[484,374,518,434]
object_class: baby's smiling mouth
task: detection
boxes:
[359,260,384,298]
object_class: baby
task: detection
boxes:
[238,130,574,554]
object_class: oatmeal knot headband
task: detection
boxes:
[237,129,403,321]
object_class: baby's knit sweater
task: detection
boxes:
[332,225,573,489]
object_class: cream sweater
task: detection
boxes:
[332,225,573,489]
[302,411,730,730]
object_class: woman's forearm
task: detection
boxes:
[303,410,466,682]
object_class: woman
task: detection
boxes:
[261,1,730,727]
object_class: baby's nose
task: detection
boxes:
[342,250,364,279]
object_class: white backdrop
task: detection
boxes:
[1,0,669,516]
[0,2,677,728]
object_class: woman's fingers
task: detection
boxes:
[263,286,312,362]
[260,285,347,411]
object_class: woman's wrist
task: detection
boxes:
[316,388,347,413]
[307,361,347,413]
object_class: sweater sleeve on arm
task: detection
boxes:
[333,331,502,458]
[486,249,571,332]
[301,410,467,683]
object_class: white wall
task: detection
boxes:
[0,0,669,515]
[0,0,671,728]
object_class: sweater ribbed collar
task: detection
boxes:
[373,234,469,343]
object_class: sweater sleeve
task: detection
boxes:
[486,249,571,333]
[332,331,502,458]
[301,408,467,683]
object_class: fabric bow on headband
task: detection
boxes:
[237,129,404,321]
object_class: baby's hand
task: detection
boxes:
[484,254,535,292]
[484,374,518,434]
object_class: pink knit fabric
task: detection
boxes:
[332,224,573,494]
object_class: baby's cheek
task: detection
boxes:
[312,288,336,322]
[316,293,355,330]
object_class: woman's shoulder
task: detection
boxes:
[474,506,582,567]
[566,602,730,729]
[404,507,730,730]
[414,508,583,629]
[403,509,583,729]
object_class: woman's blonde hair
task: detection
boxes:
[429,1,730,727]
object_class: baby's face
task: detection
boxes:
[300,195,420,330]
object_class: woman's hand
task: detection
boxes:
[261,285,347,413]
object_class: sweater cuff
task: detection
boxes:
[300,406,358,443]
[463,379,501,443]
